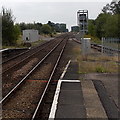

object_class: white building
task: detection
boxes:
[23,29,39,42]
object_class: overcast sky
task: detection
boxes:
[0,0,114,31]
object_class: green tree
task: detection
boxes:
[88,1,119,39]
[110,1,120,14]
[35,22,42,34]
[47,21,55,33]
[13,24,21,41]
[104,14,118,37]
[101,1,120,38]
[88,19,96,36]
[118,15,120,38]
[2,7,20,45]
[102,3,111,14]
[95,13,111,38]
[102,1,120,14]
[18,22,43,34]
[41,24,52,34]
[19,22,27,32]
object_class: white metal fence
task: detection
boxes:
[102,38,120,54]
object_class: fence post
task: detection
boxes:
[101,37,104,54]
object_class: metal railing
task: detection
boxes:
[102,37,120,54]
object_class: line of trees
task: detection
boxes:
[17,22,53,35]
[2,1,119,46]
[88,1,120,39]
[2,7,67,46]
[17,21,67,34]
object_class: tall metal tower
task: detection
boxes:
[77,10,90,56]
[77,10,88,35]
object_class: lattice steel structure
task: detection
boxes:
[77,10,88,34]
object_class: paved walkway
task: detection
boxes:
[49,61,119,119]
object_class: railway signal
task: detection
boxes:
[77,10,88,34]
[77,10,90,56]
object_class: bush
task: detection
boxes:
[41,24,52,34]
[84,34,101,44]
[95,66,107,73]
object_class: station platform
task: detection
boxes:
[49,60,119,119]
[0,48,9,52]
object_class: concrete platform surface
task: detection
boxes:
[63,62,79,80]
[55,82,86,118]
[49,61,119,119]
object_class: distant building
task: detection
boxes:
[55,23,68,32]
[66,29,69,32]
[23,29,39,42]
[71,26,79,32]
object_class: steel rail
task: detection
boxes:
[31,38,68,120]
[2,49,30,64]
[1,40,52,65]
[0,38,64,104]
[2,40,57,74]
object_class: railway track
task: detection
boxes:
[2,39,58,72]
[2,35,64,65]
[2,48,28,64]
[2,34,69,119]
[2,35,65,98]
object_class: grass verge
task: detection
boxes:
[2,35,45,49]
[74,45,119,73]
